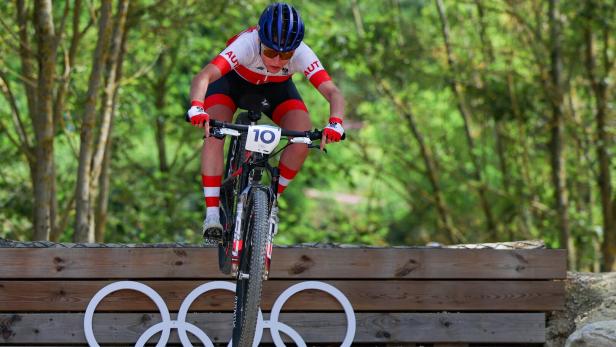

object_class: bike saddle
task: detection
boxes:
[238,94,270,119]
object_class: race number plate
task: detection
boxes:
[245,125,282,154]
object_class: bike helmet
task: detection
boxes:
[258,3,304,52]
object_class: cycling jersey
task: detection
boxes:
[209,27,332,89]
[203,70,306,125]
[203,27,332,124]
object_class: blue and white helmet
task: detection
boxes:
[258,3,305,52]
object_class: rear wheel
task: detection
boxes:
[232,188,269,347]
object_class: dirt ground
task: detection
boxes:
[546,272,616,346]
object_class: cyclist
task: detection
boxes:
[186,2,345,239]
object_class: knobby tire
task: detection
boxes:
[232,188,268,347]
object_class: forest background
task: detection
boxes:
[0,0,614,272]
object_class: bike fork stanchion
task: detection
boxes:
[264,201,278,280]
[231,190,248,277]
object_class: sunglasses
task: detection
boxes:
[261,44,295,60]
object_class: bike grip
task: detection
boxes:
[312,129,323,140]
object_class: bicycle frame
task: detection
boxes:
[229,161,277,279]
[209,110,337,347]
[219,111,282,279]
[214,110,326,280]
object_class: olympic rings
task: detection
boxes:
[84,280,355,346]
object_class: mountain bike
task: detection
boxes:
[208,107,336,347]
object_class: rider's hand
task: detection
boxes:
[320,117,344,151]
[186,100,210,137]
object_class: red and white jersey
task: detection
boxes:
[210,27,332,89]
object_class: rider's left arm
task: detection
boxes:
[317,80,345,122]
[317,81,345,149]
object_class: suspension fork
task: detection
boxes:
[230,186,251,277]
[264,201,277,280]
[264,167,279,280]
[232,159,279,279]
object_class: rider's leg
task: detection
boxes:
[275,108,312,197]
[201,102,234,234]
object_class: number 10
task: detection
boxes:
[252,129,275,144]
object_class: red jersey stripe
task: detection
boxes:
[235,65,292,85]
[272,99,308,125]
[211,55,232,76]
[309,70,332,89]
[204,94,237,112]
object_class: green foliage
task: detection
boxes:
[0,0,614,271]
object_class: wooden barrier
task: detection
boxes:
[0,244,566,346]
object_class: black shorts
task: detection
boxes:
[203,70,308,125]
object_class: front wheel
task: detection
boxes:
[232,188,269,347]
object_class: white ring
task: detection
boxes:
[263,320,307,346]
[177,281,234,347]
[136,321,212,346]
[269,281,356,347]
[176,281,265,347]
[84,280,355,346]
[84,281,172,347]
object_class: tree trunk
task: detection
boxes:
[154,53,169,173]
[150,46,182,175]
[32,0,57,241]
[475,0,509,194]
[74,0,113,242]
[612,196,616,269]
[474,0,495,63]
[506,57,537,238]
[475,0,513,240]
[435,0,497,240]
[53,0,83,133]
[95,131,113,243]
[548,0,573,268]
[583,2,615,271]
[16,0,37,125]
[90,0,130,242]
[95,8,130,243]
[595,21,615,273]
[0,72,33,161]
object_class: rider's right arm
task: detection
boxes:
[189,63,222,103]
[190,30,254,103]
[207,30,255,80]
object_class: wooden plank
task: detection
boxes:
[0,313,545,344]
[0,248,567,279]
[0,280,564,312]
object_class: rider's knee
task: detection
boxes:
[277,109,312,131]
[203,137,225,153]
[288,142,309,157]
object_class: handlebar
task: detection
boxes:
[209,119,340,141]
